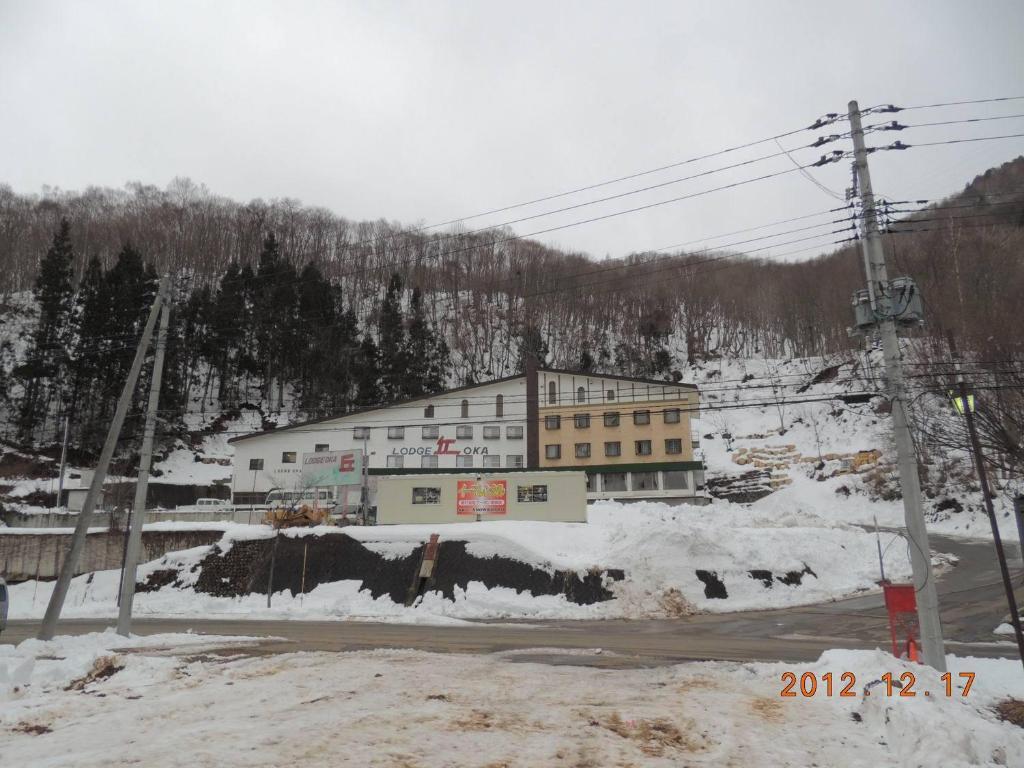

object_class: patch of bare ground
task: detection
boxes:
[64,655,124,691]
[749,696,785,723]
[995,698,1024,728]
[598,712,706,757]
[677,676,718,692]
[449,708,540,733]
[657,587,695,617]
[13,722,53,735]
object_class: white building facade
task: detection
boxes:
[229,369,707,508]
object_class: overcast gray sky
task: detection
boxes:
[2,0,1022,261]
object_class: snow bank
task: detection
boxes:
[2,640,1021,767]
[8,499,915,622]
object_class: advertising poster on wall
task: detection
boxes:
[456,479,508,516]
[301,449,363,487]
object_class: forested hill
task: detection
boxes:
[0,158,1022,456]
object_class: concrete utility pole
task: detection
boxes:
[848,101,947,671]
[38,276,168,641]
[55,415,70,510]
[117,292,171,636]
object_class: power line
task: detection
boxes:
[865,113,1024,132]
[865,96,1024,113]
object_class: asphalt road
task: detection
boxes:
[5,534,1022,667]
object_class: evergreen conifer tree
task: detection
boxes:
[15,219,76,443]
[377,273,407,402]
[354,333,381,407]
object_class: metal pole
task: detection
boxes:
[116,508,132,608]
[117,294,171,635]
[849,101,946,671]
[266,532,279,608]
[38,275,168,641]
[360,436,368,524]
[56,415,70,510]
[949,354,1024,667]
[874,515,887,582]
[1014,495,1024,570]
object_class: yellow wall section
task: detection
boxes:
[538,395,697,467]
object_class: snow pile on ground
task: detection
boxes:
[8,499,915,622]
[2,636,1021,767]
[0,629,264,704]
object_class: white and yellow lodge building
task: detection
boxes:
[229,368,707,507]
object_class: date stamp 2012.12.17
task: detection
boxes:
[780,671,975,698]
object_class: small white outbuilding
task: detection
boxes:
[375,471,587,525]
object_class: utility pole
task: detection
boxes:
[117,291,171,636]
[56,415,70,510]
[360,434,369,524]
[849,101,946,671]
[38,276,168,641]
[519,269,540,469]
[948,335,1024,668]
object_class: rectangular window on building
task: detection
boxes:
[412,487,441,505]
[606,389,615,401]
[422,425,439,439]
[506,425,524,439]
[602,472,627,492]
[248,458,264,471]
[664,408,681,424]
[457,455,474,468]
[282,451,297,464]
[585,473,596,492]
[483,455,501,468]
[635,440,652,456]
[387,455,404,469]
[353,427,370,440]
[388,426,405,439]
[506,454,524,468]
[574,413,590,429]
[665,438,683,455]
[545,415,561,430]
[575,442,591,459]
[421,455,438,468]
[545,444,561,460]
[424,405,435,418]
[664,470,689,490]
[314,443,330,453]
[632,471,659,490]
[604,441,621,457]
[603,411,620,427]
[457,425,473,439]
[483,425,500,439]
[633,410,651,426]
[517,484,548,503]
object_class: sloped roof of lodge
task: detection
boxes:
[227,367,698,444]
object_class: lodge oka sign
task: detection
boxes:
[391,436,489,456]
[301,449,363,487]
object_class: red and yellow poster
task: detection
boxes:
[456,479,507,516]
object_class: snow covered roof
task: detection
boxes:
[228,368,698,444]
